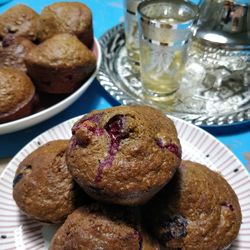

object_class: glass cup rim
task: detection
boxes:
[137,0,199,28]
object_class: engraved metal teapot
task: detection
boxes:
[196,0,250,46]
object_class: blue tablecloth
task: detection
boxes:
[0,0,249,170]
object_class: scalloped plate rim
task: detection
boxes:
[97,23,250,127]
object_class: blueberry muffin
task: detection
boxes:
[0,4,39,41]
[0,37,35,72]
[25,33,96,94]
[66,105,181,206]
[49,203,160,250]
[13,140,87,224]
[0,67,35,123]
[143,160,242,250]
[38,2,93,48]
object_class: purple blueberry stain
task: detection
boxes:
[2,34,14,47]
[69,136,77,150]
[159,215,188,242]
[155,138,181,159]
[13,173,23,187]
[166,144,181,159]
[222,202,234,211]
[95,115,129,182]
[104,115,129,140]
[155,138,164,149]
[133,230,143,250]
[13,165,32,187]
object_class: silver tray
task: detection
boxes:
[97,23,250,126]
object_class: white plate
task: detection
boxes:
[0,38,101,135]
[0,115,250,249]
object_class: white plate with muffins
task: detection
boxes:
[0,105,249,249]
[0,2,101,135]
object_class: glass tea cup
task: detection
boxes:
[124,0,144,65]
[137,0,198,102]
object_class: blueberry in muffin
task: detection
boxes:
[0,4,39,41]
[13,140,88,224]
[66,105,181,206]
[0,37,35,72]
[142,160,242,250]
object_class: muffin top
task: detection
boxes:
[66,105,181,205]
[0,4,39,41]
[25,33,96,68]
[0,37,35,72]
[38,2,93,47]
[50,204,160,250]
[12,140,85,224]
[0,67,35,120]
[143,160,242,250]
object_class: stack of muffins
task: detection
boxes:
[12,105,242,250]
[0,2,96,124]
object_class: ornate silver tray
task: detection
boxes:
[97,23,250,126]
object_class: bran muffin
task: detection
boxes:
[38,2,93,48]
[13,140,87,224]
[25,33,96,94]
[0,4,39,41]
[0,67,35,123]
[143,160,242,250]
[66,105,181,206]
[0,37,35,72]
[49,203,160,250]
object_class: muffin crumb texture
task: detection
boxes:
[143,160,242,250]
[49,204,160,250]
[66,105,181,206]
[12,140,87,223]
[0,67,35,123]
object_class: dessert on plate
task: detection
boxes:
[38,2,93,48]
[0,1,96,125]
[25,33,96,94]
[142,160,242,250]
[0,36,35,72]
[13,140,87,224]
[10,104,242,248]
[0,4,39,41]
[66,105,181,206]
[0,67,35,123]
[49,203,160,250]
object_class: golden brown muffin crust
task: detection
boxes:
[66,105,181,205]
[0,37,35,72]
[143,160,242,250]
[49,204,160,250]
[0,4,39,41]
[0,67,35,122]
[12,140,83,224]
[25,33,96,94]
[26,33,95,67]
[38,2,93,48]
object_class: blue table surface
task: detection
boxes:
[0,0,249,171]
